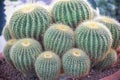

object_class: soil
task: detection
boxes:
[0,53,120,80]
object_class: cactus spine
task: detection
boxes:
[10,38,42,75]
[35,51,61,80]
[2,25,12,41]
[75,21,112,63]
[9,4,51,39]
[52,0,93,28]
[3,39,17,67]
[95,16,120,49]
[92,9,98,18]
[44,24,74,57]
[94,48,117,69]
[62,48,90,78]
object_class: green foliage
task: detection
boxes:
[35,51,61,80]
[95,16,120,49]
[96,0,120,22]
[10,38,42,75]
[9,4,51,40]
[62,48,90,78]
[44,24,74,57]
[94,48,117,70]
[115,0,120,22]
[52,0,94,29]
[96,0,116,17]
[3,39,17,67]
[75,21,112,63]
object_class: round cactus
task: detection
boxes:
[44,24,74,57]
[94,48,117,70]
[9,4,51,39]
[35,51,61,80]
[3,39,17,67]
[52,0,93,29]
[10,38,42,75]
[75,21,112,63]
[2,25,12,41]
[95,16,120,49]
[62,48,90,78]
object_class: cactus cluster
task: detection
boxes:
[52,0,94,29]
[2,25,12,41]
[94,48,117,69]
[95,16,120,49]
[10,38,42,75]
[9,4,51,40]
[62,48,90,78]
[3,39,17,67]
[2,0,120,79]
[75,21,112,63]
[35,51,61,80]
[44,24,74,57]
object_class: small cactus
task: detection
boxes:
[10,38,42,75]
[44,24,74,57]
[52,0,93,29]
[9,4,51,39]
[35,51,61,80]
[62,48,90,78]
[2,25,12,41]
[95,16,120,49]
[94,48,117,70]
[75,21,112,63]
[3,39,17,67]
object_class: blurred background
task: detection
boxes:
[0,0,120,52]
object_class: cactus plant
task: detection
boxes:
[3,39,17,67]
[75,21,112,63]
[95,16,120,49]
[10,38,42,77]
[62,48,90,78]
[94,48,117,70]
[9,4,51,39]
[44,24,74,57]
[2,25,12,41]
[52,0,94,29]
[35,51,61,80]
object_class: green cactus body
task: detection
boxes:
[10,38,42,74]
[9,4,51,39]
[75,21,112,63]
[3,39,17,67]
[35,51,61,80]
[2,25,12,41]
[52,0,93,29]
[62,48,90,78]
[95,16,120,49]
[94,48,117,70]
[44,24,74,57]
